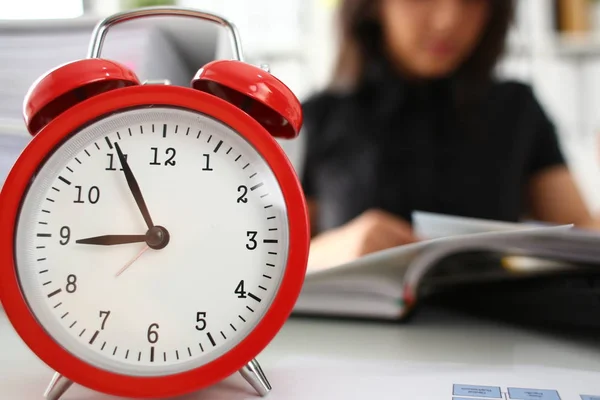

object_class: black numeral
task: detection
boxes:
[202,154,213,171]
[74,186,100,204]
[235,280,247,298]
[246,231,257,250]
[150,147,176,166]
[99,310,111,330]
[237,185,248,203]
[59,226,70,245]
[105,153,126,171]
[66,274,77,293]
[195,312,207,331]
[147,323,159,343]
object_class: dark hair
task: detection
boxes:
[331,0,514,89]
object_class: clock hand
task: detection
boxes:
[115,244,150,277]
[114,142,154,229]
[76,235,146,246]
[76,226,170,249]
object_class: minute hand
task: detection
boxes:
[76,235,146,246]
[114,142,154,229]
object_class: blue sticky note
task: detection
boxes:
[453,384,502,398]
[581,396,600,400]
[508,387,560,400]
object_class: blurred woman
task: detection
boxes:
[301,0,598,269]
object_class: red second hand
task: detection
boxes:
[115,245,150,277]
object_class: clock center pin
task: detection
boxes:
[145,226,170,250]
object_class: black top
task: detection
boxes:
[301,66,565,233]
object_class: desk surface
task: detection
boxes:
[2,307,600,399]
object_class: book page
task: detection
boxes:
[412,211,533,240]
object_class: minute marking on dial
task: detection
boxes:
[207,332,216,347]
[214,140,223,153]
[248,293,262,303]
[58,176,71,185]
[89,330,100,345]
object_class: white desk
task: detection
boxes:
[2,307,600,399]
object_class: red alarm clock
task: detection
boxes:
[0,7,308,400]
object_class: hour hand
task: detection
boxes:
[76,235,146,246]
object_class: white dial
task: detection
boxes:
[15,107,289,376]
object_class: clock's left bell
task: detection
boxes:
[23,59,140,136]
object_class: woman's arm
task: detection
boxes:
[528,165,600,229]
[306,200,418,270]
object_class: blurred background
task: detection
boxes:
[1,0,600,214]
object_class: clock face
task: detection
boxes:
[14,107,289,376]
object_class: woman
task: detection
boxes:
[301,0,598,269]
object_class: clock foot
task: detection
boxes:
[239,358,271,397]
[43,372,73,400]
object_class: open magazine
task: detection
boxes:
[292,212,600,320]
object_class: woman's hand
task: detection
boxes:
[307,209,419,270]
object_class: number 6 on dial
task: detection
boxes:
[0,7,308,400]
